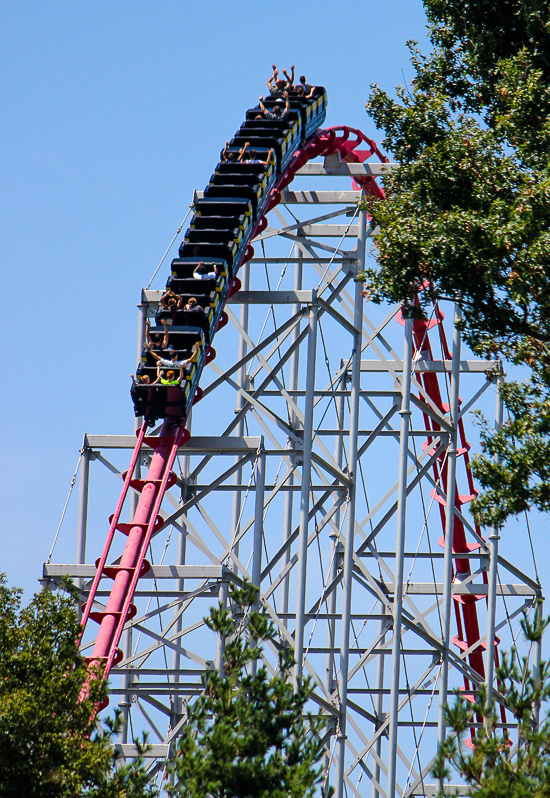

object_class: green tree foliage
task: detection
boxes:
[0,576,156,798]
[432,608,550,796]
[362,1,550,525]
[168,582,328,798]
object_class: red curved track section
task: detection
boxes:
[80,126,495,721]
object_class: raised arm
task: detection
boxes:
[282,64,295,87]
[267,64,279,89]
[258,96,267,114]
[145,319,153,347]
[238,141,250,163]
[221,140,230,161]
[182,342,199,370]
[263,148,275,166]
[282,92,290,115]
[160,318,169,349]
[151,367,163,385]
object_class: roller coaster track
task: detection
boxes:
[80,123,388,685]
[79,116,500,743]
[410,310,506,728]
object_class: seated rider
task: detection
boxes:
[130,373,152,386]
[145,318,169,350]
[158,368,182,386]
[241,142,275,167]
[184,297,206,316]
[221,141,249,163]
[193,261,218,281]
[159,290,183,315]
[188,340,201,363]
[296,75,315,98]
[258,92,290,121]
[149,344,201,378]
[267,64,294,98]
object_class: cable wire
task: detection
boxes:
[523,510,541,585]
[146,206,193,289]
[316,204,359,297]
[46,451,83,564]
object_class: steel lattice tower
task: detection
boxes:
[43,156,544,797]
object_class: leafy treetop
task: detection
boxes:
[167,581,328,798]
[0,576,156,798]
[362,0,550,526]
[433,606,550,797]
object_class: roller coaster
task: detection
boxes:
[51,82,544,797]
[80,85,387,679]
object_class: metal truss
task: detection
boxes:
[43,159,544,797]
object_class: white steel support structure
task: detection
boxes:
[44,160,544,796]
[386,315,413,798]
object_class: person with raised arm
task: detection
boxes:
[159,290,183,314]
[145,318,169,350]
[243,146,275,167]
[148,343,200,380]
[158,368,183,386]
[258,92,290,120]
[221,141,249,163]
[267,63,294,98]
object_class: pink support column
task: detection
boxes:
[84,420,187,680]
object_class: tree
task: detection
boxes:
[361,0,550,525]
[167,582,328,798]
[0,576,156,798]
[432,608,550,796]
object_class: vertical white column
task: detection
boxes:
[386,314,414,798]
[251,441,266,590]
[294,298,318,681]
[533,599,544,728]
[230,262,250,568]
[334,207,365,798]
[484,374,504,720]
[251,441,266,677]
[281,247,303,620]
[372,602,387,798]
[169,414,192,762]
[326,381,345,697]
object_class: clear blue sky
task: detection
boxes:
[2,1,546,607]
